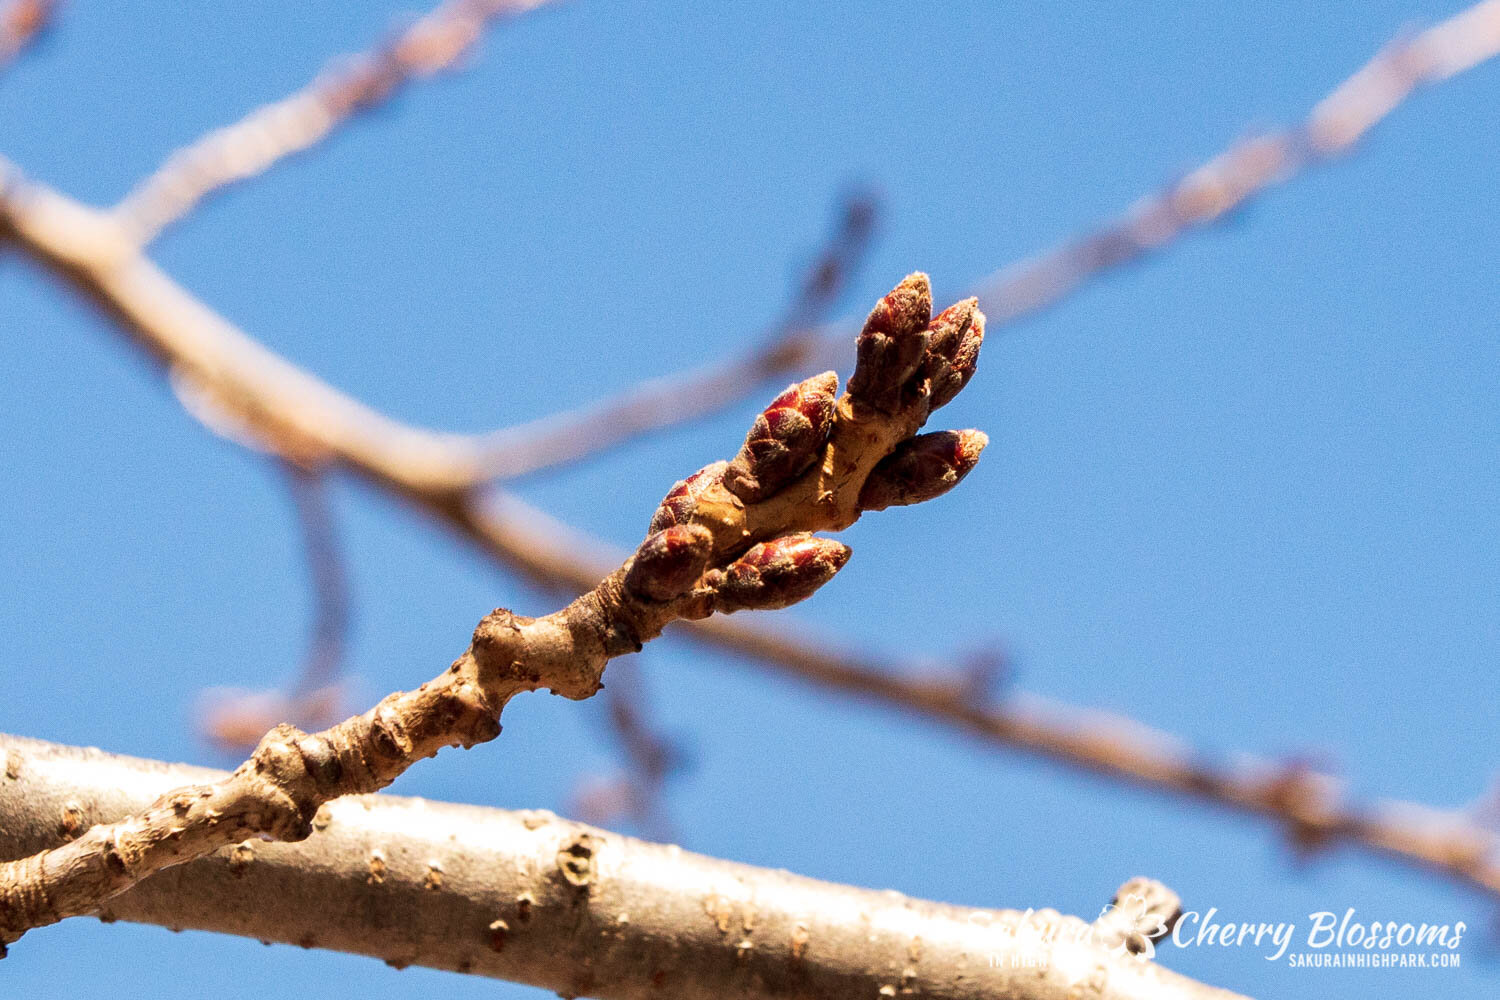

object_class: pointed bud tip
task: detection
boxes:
[954,429,988,467]
[929,296,979,334]
[862,273,933,338]
[926,303,987,411]
[851,276,936,409]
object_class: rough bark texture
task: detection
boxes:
[0,735,1248,1000]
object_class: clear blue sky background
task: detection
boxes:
[2,2,1496,997]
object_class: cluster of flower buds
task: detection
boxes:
[722,371,839,503]
[709,533,851,612]
[624,524,714,602]
[632,272,988,618]
[647,460,727,535]
[847,272,933,412]
[857,429,988,512]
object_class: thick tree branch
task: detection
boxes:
[0,734,1246,1000]
[109,0,563,247]
[0,273,992,949]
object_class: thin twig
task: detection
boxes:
[471,0,1500,467]
[972,0,1500,324]
[0,272,996,948]
[0,734,1241,1000]
[283,462,351,699]
[0,0,55,69]
[472,190,879,481]
[575,657,682,840]
[110,0,563,247]
[198,462,351,752]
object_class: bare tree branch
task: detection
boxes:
[0,0,55,70]
[110,0,564,247]
[0,734,1242,1000]
[2,164,489,493]
[0,274,994,949]
[429,490,1500,902]
[2,0,1497,939]
[4,121,1499,906]
[689,617,1500,898]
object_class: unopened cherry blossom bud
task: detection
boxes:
[625,525,714,601]
[923,298,985,410]
[857,429,988,512]
[648,460,727,534]
[723,372,839,503]
[847,273,932,411]
[713,533,851,612]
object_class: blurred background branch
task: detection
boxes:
[0,0,54,70]
[110,0,566,247]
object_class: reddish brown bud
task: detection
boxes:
[723,371,838,502]
[625,525,715,601]
[648,460,727,534]
[857,429,988,512]
[923,298,985,410]
[847,273,932,411]
[712,533,851,612]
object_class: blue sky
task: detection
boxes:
[2,2,1497,997]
